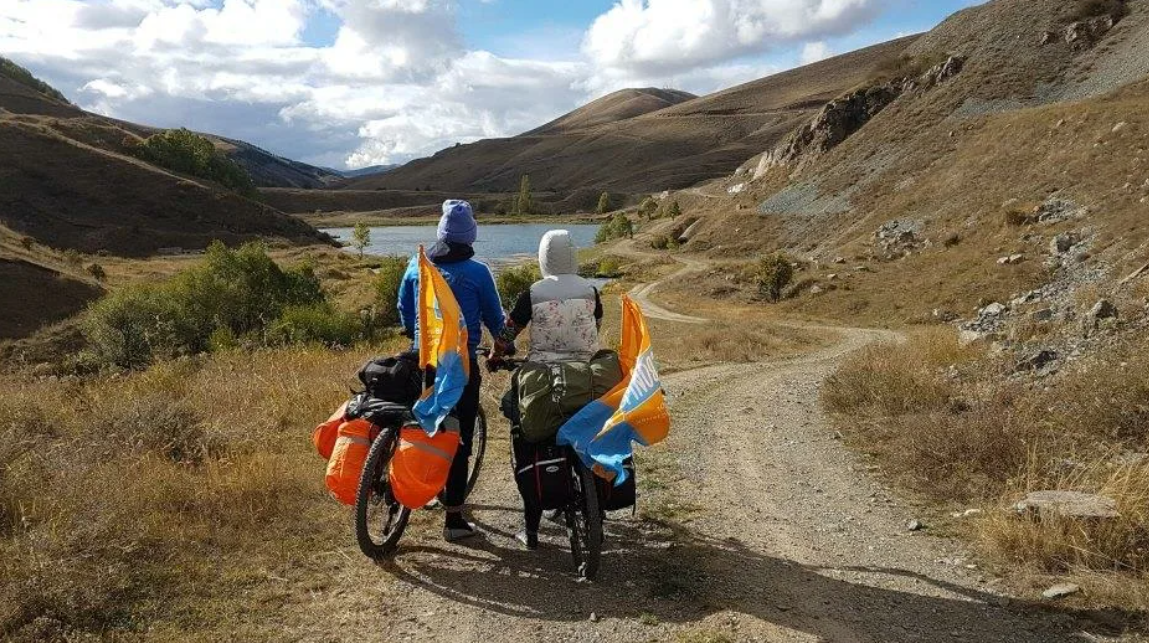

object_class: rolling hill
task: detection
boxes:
[0,59,332,257]
[347,37,918,195]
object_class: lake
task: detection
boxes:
[322,223,602,267]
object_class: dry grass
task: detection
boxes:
[0,342,399,640]
[825,327,1149,608]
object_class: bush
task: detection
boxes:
[373,255,410,328]
[597,257,622,277]
[1066,0,1127,22]
[134,128,255,196]
[639,197,658,219]
[651,234,671,250]
[265,304,361,348]
[19,236,34,250]
[497,263,540,308]
[595,213,633,244]
[82,241,329,368]
[755,253,794,302]
[85,262,107,281]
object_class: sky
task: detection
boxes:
[0,0,986,170]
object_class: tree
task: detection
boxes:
[351,222,371,258]
[516,174,533,215]
[596,191,612,214]
[639,197,658,219]
[756,252,794,303]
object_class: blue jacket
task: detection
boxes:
[398,243,504,354]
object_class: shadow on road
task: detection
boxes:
[382,509,1145,642]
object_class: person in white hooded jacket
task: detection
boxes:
[490,229,603,548]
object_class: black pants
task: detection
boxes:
[443,365,481,511]
[502,382,542,533]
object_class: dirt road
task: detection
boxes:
[290,261,1125,643]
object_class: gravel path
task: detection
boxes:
[285,260,1127,642]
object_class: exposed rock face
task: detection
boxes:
[1041,14,1120,51]
[754,56,965,178]
[874,219,924,257]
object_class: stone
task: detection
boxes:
[907,519,924,532]
[981,302,1008,317]
[950,508,983,519]
[1113,122,1128,134]
[833,256,846,264]
[1089,299,1118,320]
[1016,491,1120,520]
[589,612,599,622]
[1050,232,1078,254]
[1042,583,1081,600]
[958,330,984,346]
[998,254,1025,265]
[1017,350,1059,372]
[1031,308,1054,322]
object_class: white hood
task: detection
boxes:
[538,229,578,277]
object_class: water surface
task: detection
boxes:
[323,223,601,267]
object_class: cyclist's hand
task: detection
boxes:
[486,357,505,373]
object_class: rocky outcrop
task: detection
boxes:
[1041,13,1121,51]
[754,56,965,178]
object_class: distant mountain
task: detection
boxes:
[337,164,400,179]
[347,39,917,195]
[212,137,343,189]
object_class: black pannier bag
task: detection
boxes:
[512,435,572,511]
[357,352,423,405]
[596,457,636,512]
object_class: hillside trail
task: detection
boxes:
[294,251,1125,643]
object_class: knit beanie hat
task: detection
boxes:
[437,200,477,245]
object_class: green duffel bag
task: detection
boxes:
[517,350,623,443]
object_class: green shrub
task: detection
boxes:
[497,263,541,308]
[597,257,622,277]
[756,252,795,303]
[134,128,255,196]
[85,263,107,281]
[639,197,658,219]
[351,221,371,257]
[595,213,633,244]
[651,234,671,250]
[265,304,360,347]
[82,242,328,369]
[373,255,410,327]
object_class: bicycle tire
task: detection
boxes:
[465,407,488,497]
[354,426,410,560]
[566,460,603,581]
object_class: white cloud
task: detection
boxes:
[800,41,832,65]
[583,0,882,75]
[0,0,887,169]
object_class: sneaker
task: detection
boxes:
[443,516,477,542]
[515,530,539,550]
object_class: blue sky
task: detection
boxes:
[1,0,985,169]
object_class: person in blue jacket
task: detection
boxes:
[398,199,505,541]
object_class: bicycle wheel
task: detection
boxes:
[465,407,488,498]
[354,426,410,560]
[565,459,603,581]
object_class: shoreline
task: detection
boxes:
[302,213,609,228]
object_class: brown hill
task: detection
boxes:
[667,0,1149,325]
[348,37,918,196]
[529,87,696,134]
[0,62,331,257]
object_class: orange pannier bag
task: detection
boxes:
[325,418,375,505]
[313,401,348,460]
[389,420,460,510]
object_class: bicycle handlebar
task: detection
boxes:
[475,346,525,373]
